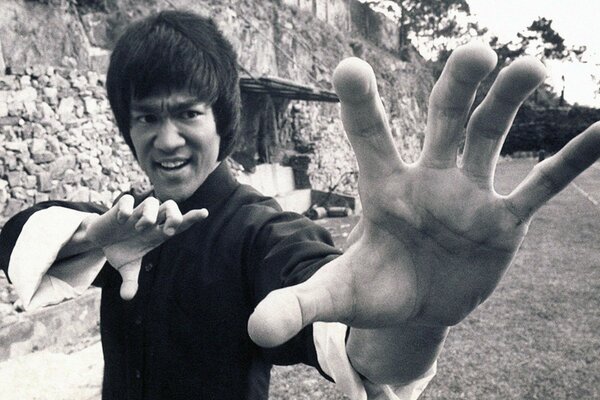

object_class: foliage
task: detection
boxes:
[362,0,476,60]
[517,17,586,61]
[502,104,600,154]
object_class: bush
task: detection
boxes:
[502,105,600,154]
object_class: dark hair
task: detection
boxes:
[106,10,240,161]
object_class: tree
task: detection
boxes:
[396,0,470,59]
[517,17,586,61]
[362,0,474,60]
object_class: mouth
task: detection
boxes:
[155,158,191,172]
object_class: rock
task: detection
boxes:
[32,151,55,164]
[42,87,58,100]
[23,101,38,117]
[86,71,99,86]
[3,153,18,170]
[68,186,90,202]
[24,175,37,190]
[31,123,46,138]
[0,116,21,126]
[50,183,68,200]
[37,172,52,192]
[57,97,75,122]
[12,87,37,103]
[19,75,31,87]
[30,65,46,79]
[83,97,98,115]
[30,138,47,153]
[39,102,56,119]
[54,73,71,90]
[6,171,24,187]
[22,162,41,175]
[46,135,62,155]
[0,102,7,117]
[62,169,77,184]
[49,155,77,178]
[4,141,28,153]
[0,76,18,90]
[4,198,26,217]
[35,192,50,203]
[10,187,28,200]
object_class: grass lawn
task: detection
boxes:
[269,158,600,399]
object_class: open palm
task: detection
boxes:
[248,42,600,347]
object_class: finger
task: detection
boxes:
[462,57,546,184]
[421,41,497,168]
[118,260,141,300]
[133,197,160,231]
[248,260,352,348]
[116,194,135,224]
[177,208,209,233]
[156,200,183,236]
[332,57,403,179]
[506,122,600,220]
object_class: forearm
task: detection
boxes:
[346,323,448,385]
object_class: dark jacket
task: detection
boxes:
[0,163,340,400]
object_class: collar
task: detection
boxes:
[178,161,240,214]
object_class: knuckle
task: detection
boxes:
[143,196,160,207]
[118,194,134,207]
[532,161,560,193]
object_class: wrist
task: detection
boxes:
[346,324,448,385]
[56,214,99,259]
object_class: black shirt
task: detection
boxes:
[1,163,341,400]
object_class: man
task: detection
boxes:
[1,9,598,400]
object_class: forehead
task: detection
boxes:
[131,91,207,113]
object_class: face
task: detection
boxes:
[130,91,221,203]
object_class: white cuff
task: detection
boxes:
[313,322,436,400]
[8,207,106,310]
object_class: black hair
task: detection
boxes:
[106,10,240,160]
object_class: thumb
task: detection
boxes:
[247,263,353,347]
[117,259,142,300]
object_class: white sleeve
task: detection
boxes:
[8,206,107,311]
[313,322,436,400]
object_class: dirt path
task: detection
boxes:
[0,338,103,400]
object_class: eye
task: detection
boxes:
[179,110,203,120]
[134,114,159,124]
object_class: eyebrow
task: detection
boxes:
[130,99,206,114]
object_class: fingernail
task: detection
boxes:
[165,227,176,236]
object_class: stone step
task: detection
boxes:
[0,289,100,362]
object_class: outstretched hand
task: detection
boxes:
[248,42,600,347]
[82,195,207,299]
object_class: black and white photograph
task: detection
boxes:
[0,0,598,399]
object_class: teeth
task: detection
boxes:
[159,160,187,169]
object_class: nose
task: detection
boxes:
[153,118,185,152]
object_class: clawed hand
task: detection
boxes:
[82,194,208,299]
[247,42,600,347]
